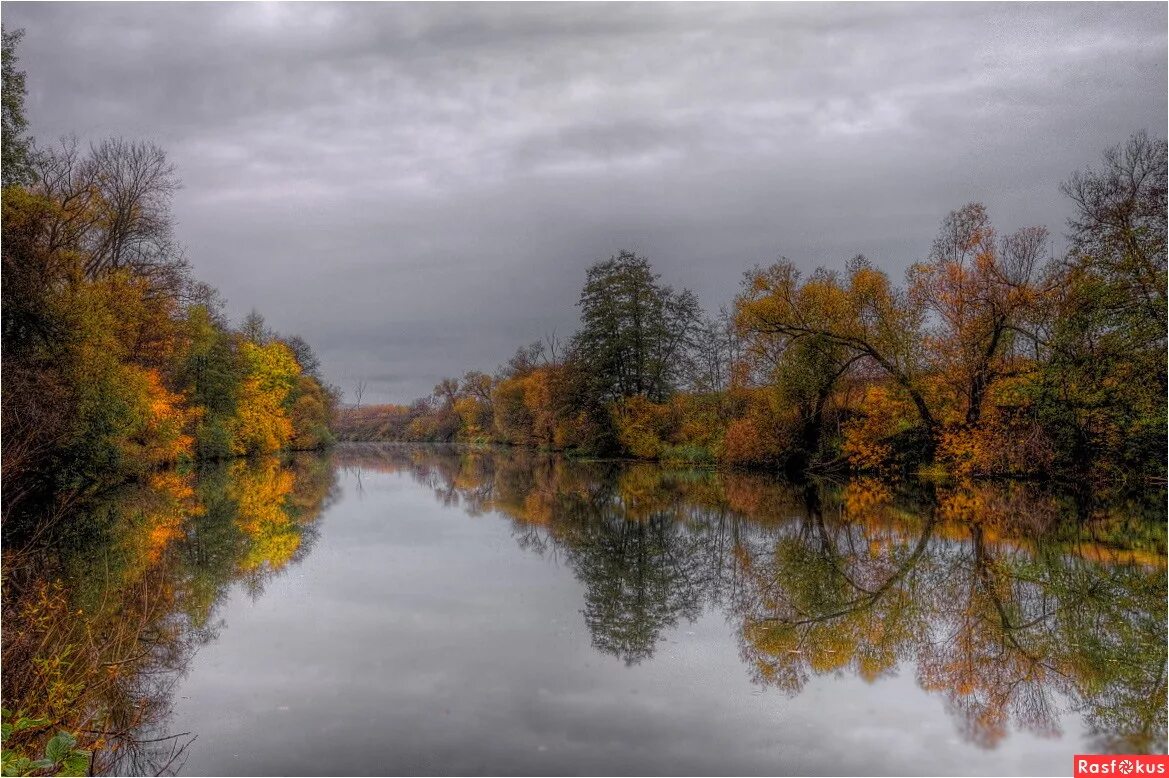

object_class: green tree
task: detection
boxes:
[570,251,702,404]
[2,27,33,187]
[1032,133,1168,476]
[179,303,242,459]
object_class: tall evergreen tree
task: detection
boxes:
[570,251,702,403]
[2,27,33,187]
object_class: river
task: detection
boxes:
[3,444,1165,775]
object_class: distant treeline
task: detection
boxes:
[339,132,1167,484]
[1,28,337,514]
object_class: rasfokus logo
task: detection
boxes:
[1074,756,1169,776]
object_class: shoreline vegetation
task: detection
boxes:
[2,29,338,774]
[1,28,339,530]
[337,133,1166,491]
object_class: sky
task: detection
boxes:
[5,2,1166,403]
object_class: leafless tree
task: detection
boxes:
[31,136,187,294]
[543,329,565,363]
[497,341,546,379]
[460,370,494,403]
[687,306,741,392]
[1061,130,1167,328]
[286,335,321,378]
[86,138,181,276]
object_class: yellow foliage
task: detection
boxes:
[491,377,530,444]
[490,367,559,447]
[552,410,601,451]
[232,341,300,455]
[613,396,671,459]
[453,395,491,440]
[840,384,911,471]
[229,459,301,574]
[288,376,333,450]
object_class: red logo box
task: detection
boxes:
[1074,755,1169,776]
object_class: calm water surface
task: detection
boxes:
[12,445,1168,775]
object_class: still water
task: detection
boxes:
[6,445,1166,775]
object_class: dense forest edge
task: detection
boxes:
[1,27,340,775]
[337,136,1166,489]
[1,28,339,528]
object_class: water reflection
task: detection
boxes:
[336,444,1167,755]
[2,445,1164,776]
[1,455,337,775]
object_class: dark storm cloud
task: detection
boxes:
[6,2,1165,402]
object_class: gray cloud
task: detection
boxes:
[6,2,1165,402]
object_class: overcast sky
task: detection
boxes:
[6,2,1165,403]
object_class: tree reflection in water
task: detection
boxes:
[337,444,1167,754]
[3,444,1162,775]
[1,454,338,775]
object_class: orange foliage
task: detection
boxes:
[840,383,916,471]
[522,368,557,446]
[128,368,197,465]
[142,471,200,563]
[937,405,1055,478]
[719,389,788,466]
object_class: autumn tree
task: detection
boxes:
[459,370,493,405]
[908,203,1050,426]
[0,34,336,525]
[330,137,1162,479]
[736,256,935,439]
[775,336,863,465]
[451,370,494,439]
[1,148,194,487]
[232,340,299,454]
